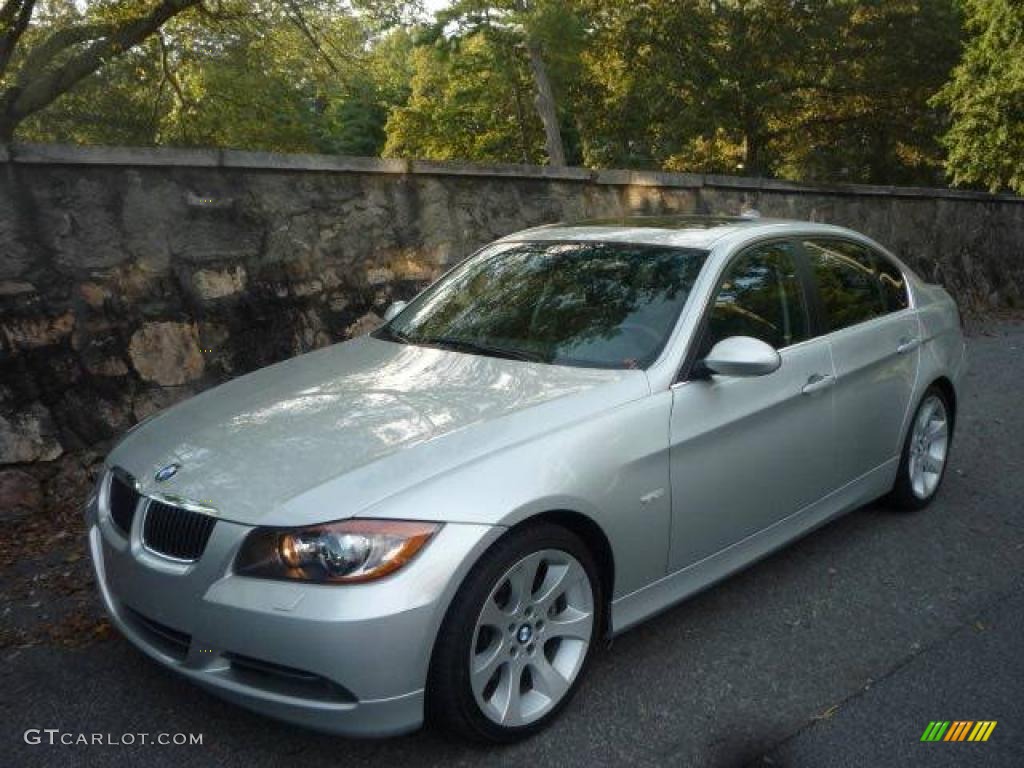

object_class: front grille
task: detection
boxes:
[143,500,217,561]
[108,472,140,535]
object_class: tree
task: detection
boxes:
[313,26,415,155]
[16,2,416,153]
[574,0,961,184]
[571,1,702,169]
[149,2,371,151]
[933,0,1024,193]
[777,0,962,186]
[414,0,586,166]
[0,0,984,190]
[574,0,831,175]
[384,31,548,162]
[0,0,203,142]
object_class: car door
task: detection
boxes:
[800,238,920,484]
[668,239,837,571]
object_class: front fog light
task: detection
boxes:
[237,519,440,584]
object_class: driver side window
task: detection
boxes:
[702,241,810,354]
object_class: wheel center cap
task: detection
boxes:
[516,623,533,644]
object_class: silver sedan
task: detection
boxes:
[86,216,966,742]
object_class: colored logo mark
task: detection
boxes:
[920,721,997,742]
[154,463,180,483]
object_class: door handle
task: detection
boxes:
[801,373,835,395]
[897,337,921,355]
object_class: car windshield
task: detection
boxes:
[374,240,709,369]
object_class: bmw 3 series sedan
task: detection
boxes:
[86,216,966,742]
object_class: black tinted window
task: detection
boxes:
[704,241,810,351]
[804,239,887,331]
[875,252,909,312]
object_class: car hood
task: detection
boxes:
[109,336,647,526]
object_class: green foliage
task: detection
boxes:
[0,0,207,141]
[383,1,585,164]
[777,0,962,186]
[574,0,961,184]
[17,37,166,146]
[933,0,1024,193]
[12,1,414,153]
[315,78,389,156]
[384,33,547,162]
[6,0,1017,194]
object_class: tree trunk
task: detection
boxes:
[869,127,889,184]
[511,75,531,164]
[744,132,760,176]
[525,38,566,167]
[0,89,17,143]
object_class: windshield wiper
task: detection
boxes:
[375,325,411,344]
[416,336,545,363]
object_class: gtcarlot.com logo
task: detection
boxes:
[920,721,997,742]
[24,729,203,746]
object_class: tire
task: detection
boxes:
[427,522,603,743]
[889,385,954,511]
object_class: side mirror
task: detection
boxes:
[701,336,781,377]
[382,300,408,323]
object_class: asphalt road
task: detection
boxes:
[3,323,1023,768]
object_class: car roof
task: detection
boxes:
[497,215,859,250]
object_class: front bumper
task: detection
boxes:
[86,497,500,737]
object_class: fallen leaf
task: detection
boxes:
[814,704,840,720]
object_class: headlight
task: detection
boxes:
[235,519,441,584]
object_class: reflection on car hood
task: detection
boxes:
[109,336,646,525]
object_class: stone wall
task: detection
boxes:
[1,143,1023,500]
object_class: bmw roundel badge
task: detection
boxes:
[154,463,180,483]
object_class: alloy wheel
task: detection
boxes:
[908,394,949,499]
[469,549,594,727]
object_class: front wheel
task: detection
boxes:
[427,523,602,742]
[889,386,953,510]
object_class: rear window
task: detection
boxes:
[876,253,910,312]
[803,239,907,331]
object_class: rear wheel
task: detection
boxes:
[427,523,602,742]
[889,385,953,510]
